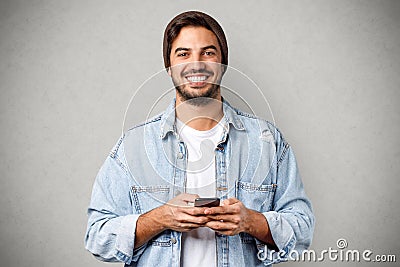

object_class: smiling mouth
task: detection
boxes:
[185,75,209,87]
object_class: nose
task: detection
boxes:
[191,52,201,63]
[187,59,206,71]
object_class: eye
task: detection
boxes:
[177,52,188,57]
[203,51,216,56]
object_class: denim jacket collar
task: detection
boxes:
[159,98,245,139]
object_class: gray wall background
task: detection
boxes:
[1,0,399,266]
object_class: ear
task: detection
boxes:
[167,67,171,76]
[221,64,226,75]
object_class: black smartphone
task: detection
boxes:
[194,197,220,207]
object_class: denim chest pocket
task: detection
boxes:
[236,181,277,212]
[130,185,170,214]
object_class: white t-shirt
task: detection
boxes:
[176,118,224,267]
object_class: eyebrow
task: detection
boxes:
[174,45,218,54]
[201,45,218,51]
[174,47,190,54]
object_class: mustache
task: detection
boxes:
[181,68,214,77]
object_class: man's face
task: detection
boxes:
[169,26,223,103]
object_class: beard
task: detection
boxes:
[172,67,221,106]
[174,82,220,106]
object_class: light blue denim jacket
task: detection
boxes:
[85,99,314,266]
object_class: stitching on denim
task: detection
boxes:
[151,240,172,247]
[114,250,132,265]
[109,154,129,177]
[234,108,275,127]
[108,136,131,176]
[127,114,163,131]
[239,233,255,244]
[277,142,290,166]
[130,190,142,214]
[237,182,276,192]
[131,186,170,193]
[235,109,258,119]
[237,182,277,211]
[110,134,125,159]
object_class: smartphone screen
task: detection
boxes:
[194,197,220,207]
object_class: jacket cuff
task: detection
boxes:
[115,214,144,264]
[254,211,296,265]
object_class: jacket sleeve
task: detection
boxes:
[84,138,147,264]
[256,135,315,265]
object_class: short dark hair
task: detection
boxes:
[163,11,228,69]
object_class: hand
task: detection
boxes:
[203,197,277,248]
[135,193,209,248]
[203,198,251,236]
[157,193,210,232]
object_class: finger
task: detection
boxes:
[183,207,208,216]
[205,214,237,223]
[206,220,237,231]
[166,200,189,207]
[204,205,228,215]
[204,203,239,215]
[222,197,239,206]
[178,213,209,225]
[167,193,200,207]
[174,223,203,232]
[180,193,200,203]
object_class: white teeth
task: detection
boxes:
[187,76,207,82]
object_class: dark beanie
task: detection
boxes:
[163,11,228,69]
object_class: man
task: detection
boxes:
[85,11,314,267]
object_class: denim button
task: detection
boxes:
[177,152,183,159]
[171,237,177,244]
